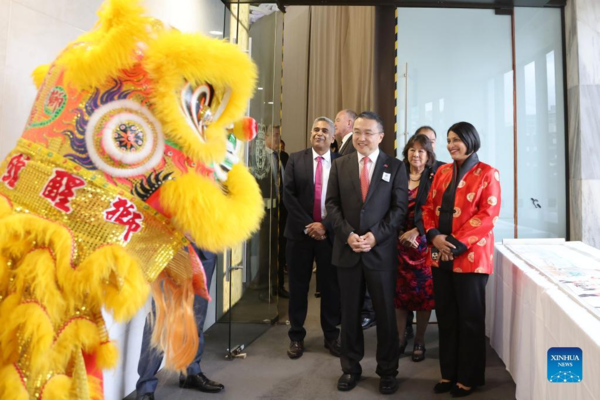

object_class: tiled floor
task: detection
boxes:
[126,279,516,400]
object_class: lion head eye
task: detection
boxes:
[180,82,215,140]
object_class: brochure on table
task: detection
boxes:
[502,239,600,317]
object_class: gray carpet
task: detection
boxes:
[127,279,516,399]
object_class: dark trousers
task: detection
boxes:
[256,205,278,290]
[361,290,375,319]
[287,238,340,342]
[136,248,217,396]
[278,203,287,289]
[337,261,399,377]
[432,267,489,387]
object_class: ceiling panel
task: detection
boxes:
[222,0,566,9]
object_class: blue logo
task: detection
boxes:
[547,347,582,383]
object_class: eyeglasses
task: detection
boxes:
[313,127,330,133]
[354,131,381,138]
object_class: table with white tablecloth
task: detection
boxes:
[486,239,600,400]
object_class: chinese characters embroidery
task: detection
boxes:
[104,197,144,243]
[41,169,85,213]
[1,154,30,189]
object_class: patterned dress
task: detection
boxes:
[395,186,435,311]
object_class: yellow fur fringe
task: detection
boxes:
[0,253,8,296]
[32,64,50,89]
[51,317,100,372]
[0,214,73,281]
[96,341,119,369]
[0,212,149,390]
[75,245,149,322]
[3,303,55,375]
[40,375,71,400]
[15,248,66,321]
[0,365,28,400]
[0,294,22,365]
[144,29,257,164]
[56,0,150,89]
[159,165,264,252]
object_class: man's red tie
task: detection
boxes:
[360,156,371,202]
[313,156,323,222]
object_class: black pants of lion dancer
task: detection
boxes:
[432,267,489,388]
[287,238,341,343]
[337,261,399,377]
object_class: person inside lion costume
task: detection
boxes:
[0,0,264,398]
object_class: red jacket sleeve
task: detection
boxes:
[453,168,501,248]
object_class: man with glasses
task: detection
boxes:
[326,111,408,395]
[283,117,342,360]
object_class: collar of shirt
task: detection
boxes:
[341,132,353,148]
[312,148,331,163]
[357,148,380,166]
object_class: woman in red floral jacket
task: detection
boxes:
[421,122,501,397]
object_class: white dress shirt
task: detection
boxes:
[312,148,331,219]
[341,132,353,151]
[357,148,379,183]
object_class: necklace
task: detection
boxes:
[409,170,423,182]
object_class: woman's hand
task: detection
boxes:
[432,234,456,257]
[440,252,454,261]
[400,228,420,248]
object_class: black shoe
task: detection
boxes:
[324,338,341,357]
[451,385,474,397]
[433,380,454,394]
[404,324,414,339]
[287,340,304,359]
[361,317,376,330]
[337,373,360,391]
[379,376,399,395]
[398,340,407,357]
[136,394,154,400]
[179,373,224,393]
[412,342,426,362]
[278,287,290,298]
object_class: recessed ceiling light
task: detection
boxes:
[209,31,223,35]
[258,87,263,90]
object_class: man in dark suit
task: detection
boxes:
[335,109,376,329]
[334,109,357,155]
[326,111,408,395]
[283,117,341,359]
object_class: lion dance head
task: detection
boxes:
[0,0,264,397]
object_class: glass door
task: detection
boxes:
[209,3,282,360]
[397,8,515,241]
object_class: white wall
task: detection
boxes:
[0,0,225,160]
[0,0,104,160]
[0,0,225,398]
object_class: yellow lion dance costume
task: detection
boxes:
[0,0,264,398]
